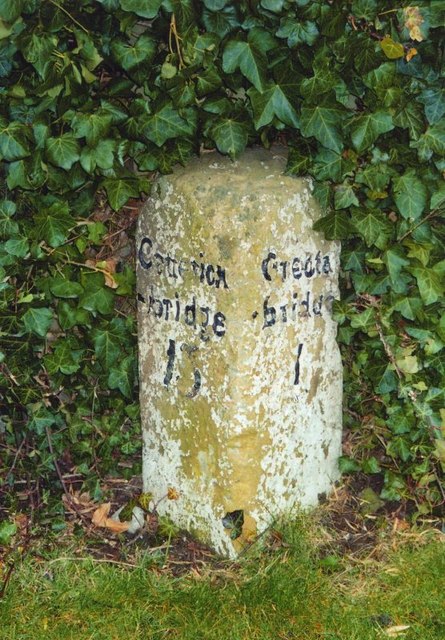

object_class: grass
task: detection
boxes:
[1,519,444,640]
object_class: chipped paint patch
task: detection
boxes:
[137,147,342,558]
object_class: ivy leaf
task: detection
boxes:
[222,38,268,92]
[44,340,83,375]
[108,355,136,398]
[21,33,57,80]
[35,203,75,248]
[276,18,319,47]
[22,307,53,337]
[384,247,410,285]
[260,0,284,11]
[313,211,351,240]
[81,140,115,173]
[393,102,424,139]
[418,88,445,126]
[392,170,427,220]
[92,319,129,369]
[79,273,115,315]
[49,278,84,298]
[4,237,29,258]
[0,121,31,161]
[142,103,196,147]
[0,0,24,22]
[102,177,140,211]
[351,208,392,248]
[0,200,18,237]
[348,111,394,153]
[248,83,299,129]
[118,0,162,18]
[393,297,422,321]
[111,34,157,70]
[410,266,444,305]
[380,36,404,59]
[351,0,377,20]
[202,6,240,38]
[410,121,445,161]
[312,149,344,182]
[334,183,358,209]
[300,106,343,153]
[203,0,228,9]
[211,118,248,159]
[71,111,113,145]
[46,135,81,170]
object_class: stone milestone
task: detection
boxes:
[137,147,342,557]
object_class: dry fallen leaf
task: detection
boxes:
[385,625,411,637]
[92,502,111,527]
[92,503,130,533]
[406,47,418,62]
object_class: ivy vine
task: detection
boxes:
[0,0,444,517]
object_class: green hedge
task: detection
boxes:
[1,0,444,516]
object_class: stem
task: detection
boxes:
[398,208,441,242]
[49,0,89,34]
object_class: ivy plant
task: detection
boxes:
[0,0,444,517]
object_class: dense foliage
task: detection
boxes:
[1,0,444,518]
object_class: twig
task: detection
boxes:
[0,564,15,600]
[6,437,26,478]
[45,426,91,526]
[49,0,89,34]
[398,208,441,242]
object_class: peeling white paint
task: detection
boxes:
[136,147,342,558]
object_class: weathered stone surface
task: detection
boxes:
[137,147,342,557]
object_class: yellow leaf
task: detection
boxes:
[396,355,420,374]
[406,47,418,61]
[381,36,405,59]
[404,7,425,42]
[138,492,153,510]
[385,624,411,637]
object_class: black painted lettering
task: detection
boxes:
[313,295,323,316]
[304,256,315,278]
[263,296,276,328]
[174,293,180,321]
[315,251,322,275]
[165,255,178,279]
[292,257,302,279]
[137,292,146,303]
[205,264,215,286]
[138,237,153,270]
[279,261,288,281]
[300,291,311,317]
[280,304,288,322]
[212,311,226,337]
[215,265,229,289]
[163,298,172,320]
[261,252,276,281]
[163,339,176,386]
[154,252,164,275]
[200,306,210,327]
[185,297,196,327]
[294,343,303,385]
[322,255,332,275]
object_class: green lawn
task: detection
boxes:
[1,521,444,640]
